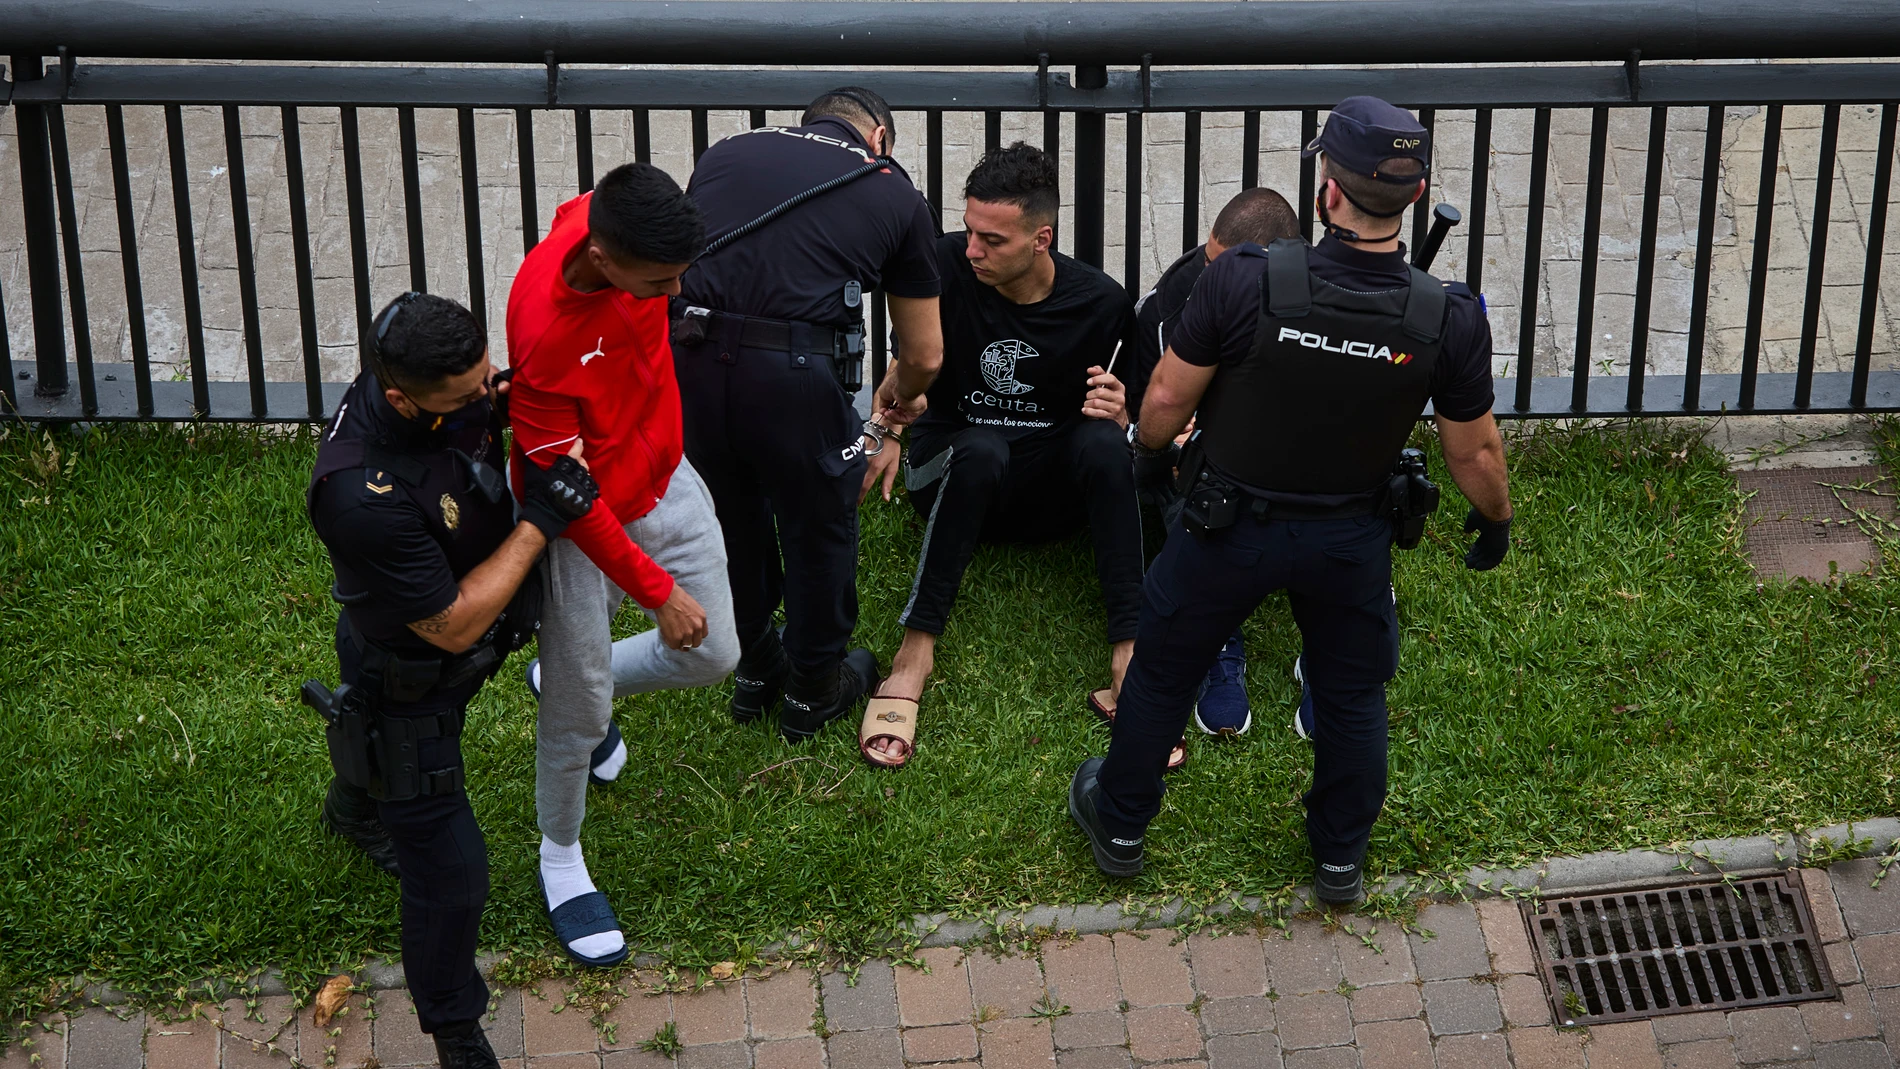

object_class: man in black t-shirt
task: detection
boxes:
[307,293,597,1069]
[856,143,1143,768]
[1128,187,1302,739]
[677,87,945,742]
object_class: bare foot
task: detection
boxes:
[1108,639,1135,705]
[871,629,936,761]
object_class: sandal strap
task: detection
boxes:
[549,891,621,941]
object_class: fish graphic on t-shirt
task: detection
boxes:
[979,339,1040,396]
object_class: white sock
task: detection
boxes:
[540,837,626,960]
[591,737,629,782]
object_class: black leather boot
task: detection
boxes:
[780,648,879,741]
[433,1022,501,1069]
[320,777,399,877]
[1314,858,1365,906]
[730,628,790,725]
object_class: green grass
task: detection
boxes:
[2,418,1899,1025]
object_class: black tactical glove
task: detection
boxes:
[489,367,517,423]
[1463,507,1512,571]
[520,455,599,539]
[1132,442,1181,512]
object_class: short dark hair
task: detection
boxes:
[1320,155,1425,219]
[803,86,897,147]
[370,292,486,393]
[1211,187,1301,248]
[589,162,704,264]
[963,141,1059,227]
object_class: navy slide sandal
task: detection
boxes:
[537,872,631,968]
[587,721,624,786]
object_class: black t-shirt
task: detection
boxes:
[1128,245,1209,421]
[1169,235,1496,422]
[309,380,514,657]
[918,232,1137,445]
[680,117,941,328]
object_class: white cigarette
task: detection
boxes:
[1104,339,1124,376]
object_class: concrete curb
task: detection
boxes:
[71,817,1900,1004]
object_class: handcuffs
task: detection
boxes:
[860,415,894,456]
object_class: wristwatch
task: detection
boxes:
[1126,421,1169,457]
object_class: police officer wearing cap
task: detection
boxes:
[305,292,598,1069]
[674,86,944,740]
[1067,97,1514,903]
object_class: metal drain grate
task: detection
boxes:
[1521,873,1838,1024]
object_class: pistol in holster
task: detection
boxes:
[1385,447,1441,551]
[301,677,465,804]
[1175,433,1243,537]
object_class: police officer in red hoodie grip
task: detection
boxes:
[1067,97,1514,904]
[673,86,946,741]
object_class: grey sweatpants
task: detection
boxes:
[535,459,740,846]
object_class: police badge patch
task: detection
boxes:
[439,493,461,531]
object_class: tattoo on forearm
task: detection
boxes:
[409,605,454,635]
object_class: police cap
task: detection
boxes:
[1301,96,1430,184]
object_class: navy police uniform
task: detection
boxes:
[674,115,940,695]
[307,374,523,1034]
[1086,98,1499,885]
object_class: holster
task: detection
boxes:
[1385,448,1441,551]
[303,677,467,803]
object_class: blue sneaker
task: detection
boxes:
[1292,655,1315,741]
[1193,633,1252,736]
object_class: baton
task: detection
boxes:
[1412,203,1462,273]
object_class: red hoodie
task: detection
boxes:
[506,193,682,609]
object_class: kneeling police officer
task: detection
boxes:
[305,292,598,1068]
[1068,97,1514,903]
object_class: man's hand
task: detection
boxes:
[654,584,710,651]
[874,373,928,427]
[860,437,902,504]
[1133,442,1180,511]
[1463,508,1512,571]
[1082,366,1128,428]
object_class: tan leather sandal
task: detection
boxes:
[860,693,920,768]
[1087,687,1187,772]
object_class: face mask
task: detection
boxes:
[405,391,492,437]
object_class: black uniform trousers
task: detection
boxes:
[1095,512,1400,865]
[902,419,1142,642]
[331,626,491,1035]
[676,334,867,678]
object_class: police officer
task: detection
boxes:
[675,86,944,739]
[306,292,597,1068]
[1067,97,1514,903]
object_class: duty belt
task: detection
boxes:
[681,306,847,356]
[342,613,504,704]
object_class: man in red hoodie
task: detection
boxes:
[506,163,739,966]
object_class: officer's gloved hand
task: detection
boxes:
[520,455,600,539]
[1463,507,1512,571]
[489,367,517,423]
[1133,444,1181,511]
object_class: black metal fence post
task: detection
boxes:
[10,54,70,398]
[1073,64,1108,269]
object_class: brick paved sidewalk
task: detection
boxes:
[11,859,1899,1069]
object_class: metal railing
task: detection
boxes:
[4,0,1900,423]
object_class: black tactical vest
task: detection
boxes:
[306,375,516,650]
[1196,239,1448,495]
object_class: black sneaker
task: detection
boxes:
[780,648,879,741]
[433,1023,501,1069]
[320,778,399,877]
[1067,757,1144,878]
[1314,859,1365,906]
[731,629,791,725]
